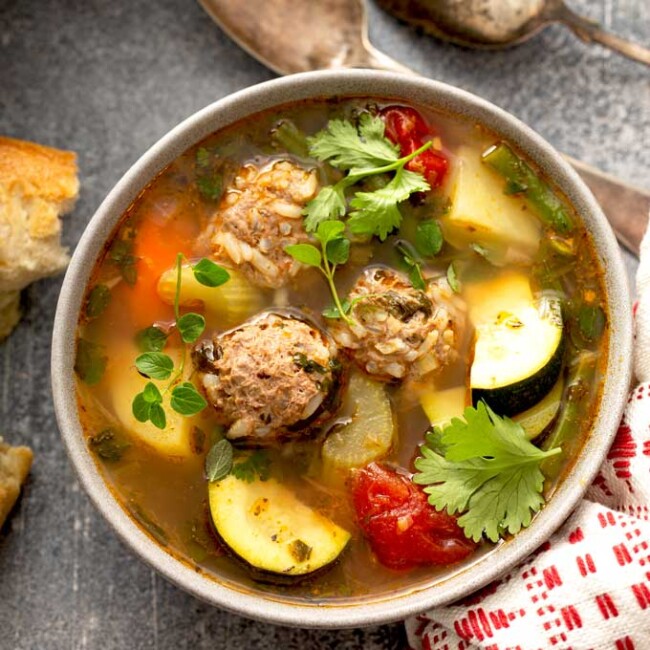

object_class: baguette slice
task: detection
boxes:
[0,136,79,293]
[0,436,33,527]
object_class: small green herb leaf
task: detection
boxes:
[205,438,234,482]
[75,339,107,386]
[578,305,606,342]
[232,451,271,483]
[447,262,460,293]
[149,403,167,430]
[325,237,350,265]
[86,284,111,319]
[132,392,151,422]
[135,352,174,380]
[89,428,130,462]
[415,220,443,258]
[142,381,162,404]
[177,312,206,344]
[316,219,346,244]
[135,326,168,352]
[284,244,322,267]
[192,258,230,287]
[293,353,327,374]
[395,240,426,291]
[196,175,223,201]
[109,238,138,286]
[196,147,211,168]
[171,382,208,416]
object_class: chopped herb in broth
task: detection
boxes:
[75,98,608,599]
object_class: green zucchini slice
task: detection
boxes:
[513,377,564,439]
[208,476,350,577]
[468,272,564,416]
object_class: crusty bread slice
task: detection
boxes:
[0,136,79,293]
[0,436,33,527]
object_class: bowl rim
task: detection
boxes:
[52,69,632,629]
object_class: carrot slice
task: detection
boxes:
[124,214,197,328]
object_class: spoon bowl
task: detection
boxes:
[377,0,650,65]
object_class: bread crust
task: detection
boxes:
[0,436,33,527]
[0,136,79,292]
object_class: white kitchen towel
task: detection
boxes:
[406,229,650,650]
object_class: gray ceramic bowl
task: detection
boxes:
[52,70,632,628]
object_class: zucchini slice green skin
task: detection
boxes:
[470,296,565,417]
[513,376,564,440]
[472,334,564,417]
[208,476,350,579]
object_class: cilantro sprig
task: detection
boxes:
[304,114,432,238]
[131,254,229,429]
[413,402,561,543]
[284,220,352,325]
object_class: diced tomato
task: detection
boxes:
[351,463,475,570]
[380,105,449,188]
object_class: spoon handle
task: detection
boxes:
[566,156,650,257]
[352,37,417,74]
[552,2,650,67]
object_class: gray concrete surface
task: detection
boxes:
[0,0,647,648]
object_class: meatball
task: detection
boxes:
[328,267,464,381]
[208,160,318,288]
[194,312,342,444]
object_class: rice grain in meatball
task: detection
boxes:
[194,312,342,444]
[328,267,464,381]
[207,160,318,289]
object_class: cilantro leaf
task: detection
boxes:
[348,169,429,240]
[303,184,346,232]
[308,114,399,170]
[413,402,561,543]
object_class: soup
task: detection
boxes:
[74,98,608,598]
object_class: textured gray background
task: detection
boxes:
[0,0,648,648]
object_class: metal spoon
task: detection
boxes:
[198,0,650,254]
[198,0,412,75]
[377,0,650,66]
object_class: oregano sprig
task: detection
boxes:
[285,220,352,325]
[130,254,227,429]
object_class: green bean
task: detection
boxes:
[541,350,597,480]
[482,143,574,233]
